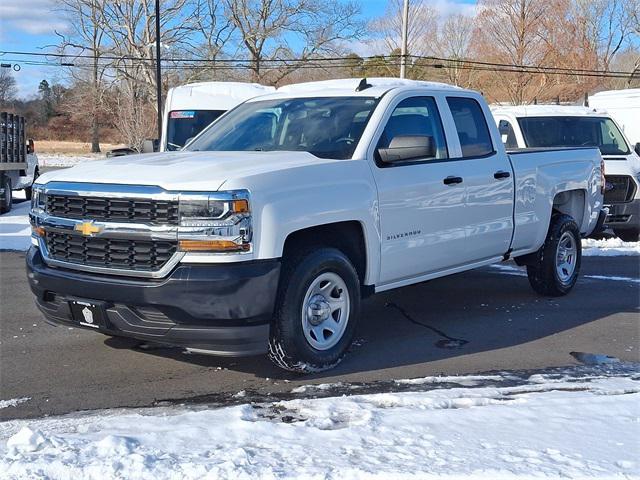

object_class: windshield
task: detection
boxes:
[518,116,630,156]
[166,110,225,150]
[186,97,379,159]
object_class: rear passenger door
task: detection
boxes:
[446,97,514,262]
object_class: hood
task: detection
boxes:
[37,151,335,191]
[602,152,640,178]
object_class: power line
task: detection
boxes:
[2,52,637,80]
[3,48,638,78]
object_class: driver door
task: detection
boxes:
[371,96,468,286]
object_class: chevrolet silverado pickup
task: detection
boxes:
[27,78,605,372]
[492,105,639,241]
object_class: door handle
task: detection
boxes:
[443,176,463,185]
[494,170,511,180]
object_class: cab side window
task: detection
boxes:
[377,96,448,162]
[447,97,494,157]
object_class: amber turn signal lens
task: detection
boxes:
[32,226,45,237]
[232,199,249,213]
[179,240,249,252]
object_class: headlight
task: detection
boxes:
[31,186,45,212]
[178,190,251,253]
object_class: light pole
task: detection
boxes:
[155,0,162,143]
[400,0,409,79]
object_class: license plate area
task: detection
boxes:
[68,299,109,329]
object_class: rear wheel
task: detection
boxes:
[0,175,12,214]
[268,247,360,373]
[614,228,640,243]
[527,214,581,296]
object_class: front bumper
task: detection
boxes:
[26,247,280,356]
[604,198,640,230]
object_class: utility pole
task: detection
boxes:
[400,0,409,79]
[155,0,162,142]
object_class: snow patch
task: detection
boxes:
[37,153,105,167]
[0,398,30,410]
[582,237,640,256]
[1,373,638,479]
[0,194,31,251]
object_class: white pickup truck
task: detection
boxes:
[27,78,604,372]
[492,105,640,241]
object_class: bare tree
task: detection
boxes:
[105,83,156,152]
[0,70,18,108]
[572,0,637,72]
[181,0,236,82]
[100,0,198,109]
[473,0,554,105]
[370,0,439,60]
[224,0,364,84]
[56,0,108,152]
[433,14,476,86]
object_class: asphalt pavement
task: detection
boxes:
[1,249,638,420]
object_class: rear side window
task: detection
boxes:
[447,97,494,157]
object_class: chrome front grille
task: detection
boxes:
[45,231,177,271]
[32,182,185,278]
[45,194,179,225]
[604,175,636,204]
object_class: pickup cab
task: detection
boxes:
[27,78,604,372]
[492,105,639,241]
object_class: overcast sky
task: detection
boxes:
[0,0,477,98]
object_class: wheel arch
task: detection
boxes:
[552,189,587,233]
[281,221,371,290]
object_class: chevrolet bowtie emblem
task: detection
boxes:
[75,221,101,236]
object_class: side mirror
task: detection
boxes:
[26,139,35,154]
[141,139,157,153]
[377,135,436,164]
[635,143,640,156]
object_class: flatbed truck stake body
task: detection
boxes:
[27,78,605,372]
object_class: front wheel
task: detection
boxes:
[268,248,361,373]
[527,214,581,297]
[614,228,640,243]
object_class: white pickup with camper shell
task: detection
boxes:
[28,78,604,372]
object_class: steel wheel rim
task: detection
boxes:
[556,231,577,283]
[301,272,350,351]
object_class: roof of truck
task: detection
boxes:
[167,82,275,111]
[491,105,610,118]
[249,77,471,101]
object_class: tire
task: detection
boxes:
[0,175,12,214]
[614,228,640,243]
[268,247,361,373]
[527,214,581,297]
[24,169,39,201]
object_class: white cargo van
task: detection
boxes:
[589,89,640,149]
[160,82,275,151]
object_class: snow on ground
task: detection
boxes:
[37,153,105,167]
[0,399,30,410]
[0,192,31,251]
[1,370,638,479]
[582,237,640,256]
